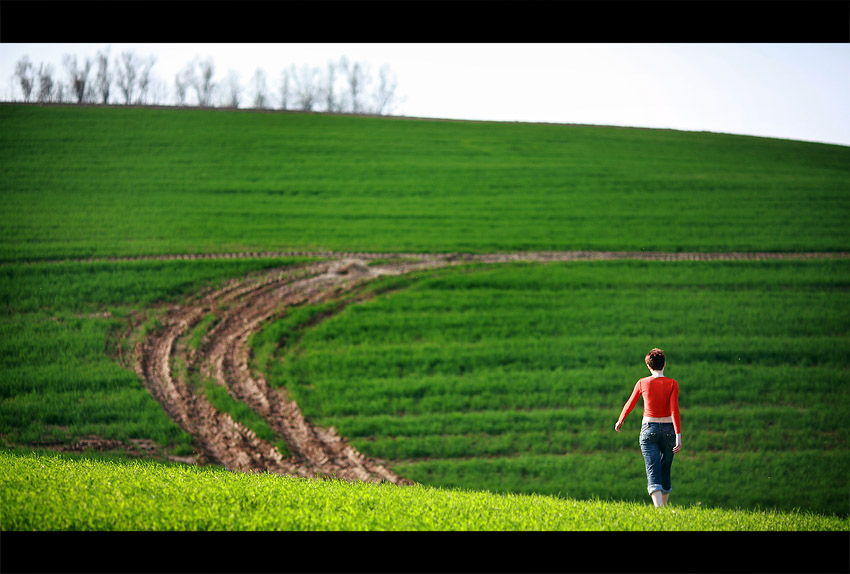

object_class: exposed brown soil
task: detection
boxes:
[123,256,452,484]
[18,248,850,267]
[116,250,849,485]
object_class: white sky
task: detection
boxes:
[1,43,848,147]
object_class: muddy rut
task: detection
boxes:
[122,250,849,485]
[126,255,454,484]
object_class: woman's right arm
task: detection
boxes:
[615,381,641,432]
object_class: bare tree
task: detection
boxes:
[136,56,156,104]
[222,70,241,108]
[374,64,400,115]
[250,68,269,109]
[279,68,291,110]
[174,62,193,106]
[62,54,94,104]
[292,64,320,111]
[94,48,112,104]
[14,56,35,102]
[36,63,56,103]
[55,81,69,104]
[322,60,339,113]
[194,58,216,107]
[116,51,140,104]
[341,57,370,114]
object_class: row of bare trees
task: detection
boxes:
[11,49,401,115]
[13,50,160,106]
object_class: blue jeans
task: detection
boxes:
[639,422,675,495]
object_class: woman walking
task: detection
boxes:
[615,348,682,508]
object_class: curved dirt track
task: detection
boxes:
[25,248,850,266]
[121,250,849,485]
[125,256,453,485]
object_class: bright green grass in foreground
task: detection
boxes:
[2,450,846,531]
[258,259,850,516]
[2,105,849,262]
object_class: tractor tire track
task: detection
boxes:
[132,268,310,476]
[128,257,447,484]
[16,249,850,267]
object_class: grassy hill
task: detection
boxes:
[1,104,848,262]
[1,104,848,529]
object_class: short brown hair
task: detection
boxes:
[645,348,666,370]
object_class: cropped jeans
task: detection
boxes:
[639,422,676,495]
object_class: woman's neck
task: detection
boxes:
[649,369,664,378]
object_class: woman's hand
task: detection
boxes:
[614,421,623,433]
[673,433,682,453]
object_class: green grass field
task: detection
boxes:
[2,105,849,262]
[0,256,312,452]
[256,259,850,516]
[1,104,848,531]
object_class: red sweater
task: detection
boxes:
[618,376,681,433]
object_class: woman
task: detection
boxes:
[614,348,682,508]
